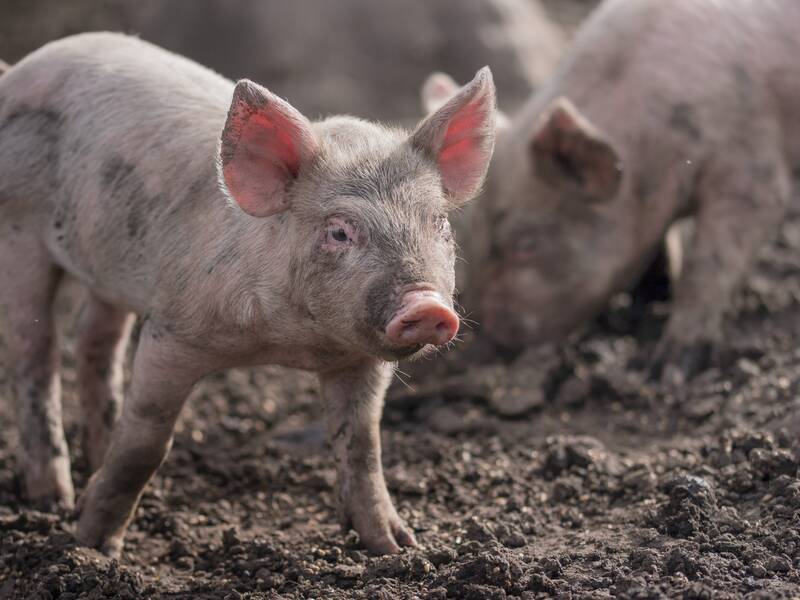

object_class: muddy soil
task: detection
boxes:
[2,213,800,600]
[2,2,800,598]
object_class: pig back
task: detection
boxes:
[0,33,236,313]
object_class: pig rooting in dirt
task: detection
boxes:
[423,0,800,383]
[0,33,496,557]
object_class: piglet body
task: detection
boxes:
[0,33,496,556]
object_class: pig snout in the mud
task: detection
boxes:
[384,290,459,353]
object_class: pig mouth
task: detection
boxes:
[382,342,429,361]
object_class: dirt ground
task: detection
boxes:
[2,2,800,599]
[2,220,800,600]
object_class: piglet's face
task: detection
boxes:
[480,98,629,351]
[218,69,496,361]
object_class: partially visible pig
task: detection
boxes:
[0,0,566,122]
[0,33,496,556]
[423,0,800,380]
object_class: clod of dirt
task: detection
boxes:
[748,447,798,479]
[451,550,524,593]
[654,474,718,537]
[541,435,619,478]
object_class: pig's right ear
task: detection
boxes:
[411,67,497,207]
[219,80,318,217]
[530,97,622,201]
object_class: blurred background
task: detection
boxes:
[0,0,597,123]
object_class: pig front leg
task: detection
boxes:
[320,360,417,554]
[651,157,791,383]
[75,320,208,557]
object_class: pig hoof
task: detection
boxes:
[100,539,123,559]
[358,517,417,555]
[75,521,124,558]
[391,521,418,548]
[649,338,713,384]
[33,495,75,515]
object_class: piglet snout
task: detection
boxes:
[385,290,459,348]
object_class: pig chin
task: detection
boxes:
[379,342,432,362]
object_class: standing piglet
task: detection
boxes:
[0,33,496,556]
[423,0,800,381]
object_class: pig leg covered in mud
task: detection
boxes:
[322,360,416,554]
[75,296,135,472]
[651,152,791,383]
[0,236,73,509]
[75,321,211,557]
[0,84,74,508]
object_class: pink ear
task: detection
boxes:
[421,72,460,114]
[411,67,496,206]
[530,97,622,201]
[219,80,318,217]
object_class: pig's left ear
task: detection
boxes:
[411,67,497,206]
[219,79,319,217]
[530,97,622,201]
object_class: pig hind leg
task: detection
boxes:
[76,296,135,473]
[77,321,211,557]
[0,235,74,509]
[653,151,791,382]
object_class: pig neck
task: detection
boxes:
[152,190,331,363]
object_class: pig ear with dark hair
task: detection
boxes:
[530,97,622,201]
[219,79,318,217]
[411,66,497,206]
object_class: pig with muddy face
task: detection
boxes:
[424,0,800,380]
[0,33,495,556]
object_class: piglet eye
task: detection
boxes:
[322,216,359,251]
[435,214,452,239]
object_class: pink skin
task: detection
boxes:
[385,290,459,348]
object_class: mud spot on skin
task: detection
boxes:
[0,107,64,193]
[102,398,120,429]
[669,103,702,142]
[15,374,66,458]
[100,157,164,240]
[0,107,63,145]
[363,268,423,334]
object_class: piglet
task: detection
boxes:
[0,32,495,556]
[421,0,800,382]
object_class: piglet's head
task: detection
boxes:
[218,71,496,361]
[482,97,627,352]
